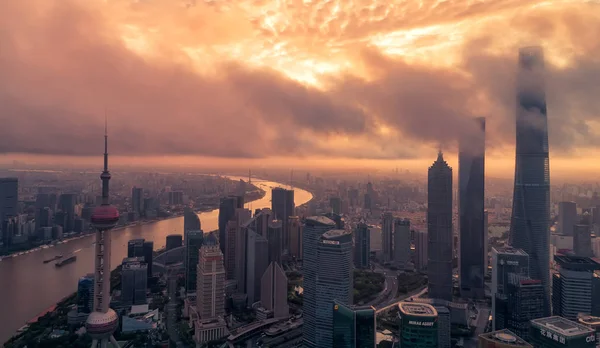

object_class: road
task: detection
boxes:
[366,264,399,307]
[463,307,491,348]
[376,286,428,314]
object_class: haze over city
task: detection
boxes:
[1,0,600,178]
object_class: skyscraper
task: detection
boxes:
[573,224,593,257]
[59,193,77,232]
[288,216,302,259]
[271,187,295,250]
[77,274,95,314]
[185,229,204,294]
[414,230,428,271]
[459,117,486,299]
[121,257,148,306]
[558,202,577,236]
[509,46,551,315]
[184,206,201,232]
[260,261,289,319]
[314,230,353,347]
[85,125,120,348]
[354,222,370,269]
[552,255,600,320]
[0,178,18,233]
[303,216,336,348]
[196,237,225,319]
[131,187,144,217]
[491,247,530,331]
[398,302,439,348]
[382,212,394,262]
[245,228,269,305]
[218,196,242,255]
[332,301,376,348]
[394,218,411,270]
[427,151,453,302]
[267,219,283,264]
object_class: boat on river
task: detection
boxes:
[55,255,76,267]
[43,255,63,264]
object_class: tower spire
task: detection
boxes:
[101,112,111,206]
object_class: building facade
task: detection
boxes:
[332,301,376,348]
[271,188,295,250]
[196,241,225,319]
[185,230,204,294]
[354,222,370,269]
[529,316,596,348]
[260,261,289,319]
[382,212,394,262]
[121,257,148,306]
[398,302,438,348]
[491,247,530,331]
[394,218,411,270]
[559,201,577,236]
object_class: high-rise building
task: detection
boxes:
[415,230,428,271]
[577,314,600,346]
[143,241,153,278]
[34,192,50,232]
[271,188,295,250]
[59,193,77,232]
[478,329,533,347]
[302,216,337,348]
[491,247,530,331]
[552,255,600,320]
[529,316,596,348]
[131,187,144,216]
[288,216,302,259]
[260,261,289,319]
[185,229,204,294]
[225,208,251,280]
[166,234,183,250]
[218,196,242,255]
[0,178,19,234]
[267,219,283,265]
[330,197,342,215]
[459,117,486,300]
[382,212,394,262]
[509,46,551,315]
[354,222,370,269]
[245,228,269,305]
[314,230,353,347]
[394,218,411,270]
[127,239,145,258]
[332,301,376,348]
[77,274,95,314]
[484,210,489,270]
[85,125,120,348]
[498,276,545,341]
[184,207,201,232]
[427,151,454,302]
[196,238,225,319]
[559,202,577,236]
[121,257,148,306]
[435,305,451,348]
[397,302,438,348]
[574,224,593,257]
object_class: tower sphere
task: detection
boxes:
[85,309,119,339]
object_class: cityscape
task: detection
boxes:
[2,1,600,348]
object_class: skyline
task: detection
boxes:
[1,0,600,178]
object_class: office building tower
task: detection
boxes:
[235,223,250,293]
[552,255,600,320]
[288,216,302,259]
[218,196,242,255]
[196,241,225,319]
[85,125,120,348]
[397,302,438,348]
[574,224,593,257]
[529,316,596,348]
[59,193,76,232]
[34,192,50,231]
[478,329,532,347]
[577,314,600,346]
[131,187,144,216]
[77,274,95,314]
[435,305,451,348]
[559,202,577,236]
[2,217,17,246]
[121,257,148,306]
[245,228,269,305]
[314,230,353,347]
[427,151,454,301]
[509,46,551,315]
[168,191,184,206]
[184,207,201,232]
[330,197,342,215]
[302,216,336,348]
[491,247,530,330]
[166,234,183,250]
[382,212,394,262]
[252,208,273,237]
[354,222,370,269]
[185,229,204,293]
[415,230,428,271]
[459,117,486,299]
[271,187,295,250]
[394,218,411,269]
[497,276,545,340]
[484,210,489,270]
[225,220,237,279]
[260,261,289,319]
[127,239,145,258]
[143,241,153,278]
[332,301,376,348]
[267,219,283,264]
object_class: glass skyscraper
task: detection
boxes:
[333,301,376,348]
[459,117,486,299]
[427,151,453,302]
[509,46,551,315]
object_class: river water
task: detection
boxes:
[0,178,312,343]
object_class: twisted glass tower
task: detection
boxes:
[509,46,550,315]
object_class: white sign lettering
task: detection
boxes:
[408,320,434,327]
[506,260,519,266]
[587,335,596,343]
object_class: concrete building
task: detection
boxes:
[398,302,438,348]
[394,218,411,270]
[166,234,183,251]
[246,228,269,305]
[559,201,578,236]
[552,255,600,320]
[415,230,428,272]
[478,329,532,347]
[267,219,283,264]
[260,261,289,319]
[496,275,545,341]
[302,216,336,348]
[218,195,243,255]
[196,238,225,319]
[354,222,370,269]
[131,187,144,217]
[271,187,295,250]
[121,257,148,306]
[381,212,394,262]
[288,216,302,259]
[577,314,600,347]
[194,317,229,346]
[529,316,596,348]
[185,229,204,294]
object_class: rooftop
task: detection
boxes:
[398,302,437,317]
[306,216,336,226]
[578,315,600,327]
[479,330,532,347]
[531,316,595,337]
[554,255,600,270]
[493,247,528,256]
[322,229,351,240]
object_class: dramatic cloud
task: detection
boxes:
[0,0,599,160]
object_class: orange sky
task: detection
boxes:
[0,0,599,178]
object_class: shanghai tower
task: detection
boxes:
[427,151,453,302]
[459,117,486,299]
[509,46,551,315]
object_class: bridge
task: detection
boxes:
[227,318,280,342]
[375,287,428,314]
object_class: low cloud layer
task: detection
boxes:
[0,0,599,160]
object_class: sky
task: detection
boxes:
[1,0,599,178]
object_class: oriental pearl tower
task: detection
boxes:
[85,122,120,348]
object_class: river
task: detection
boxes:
[0,178,313,343]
